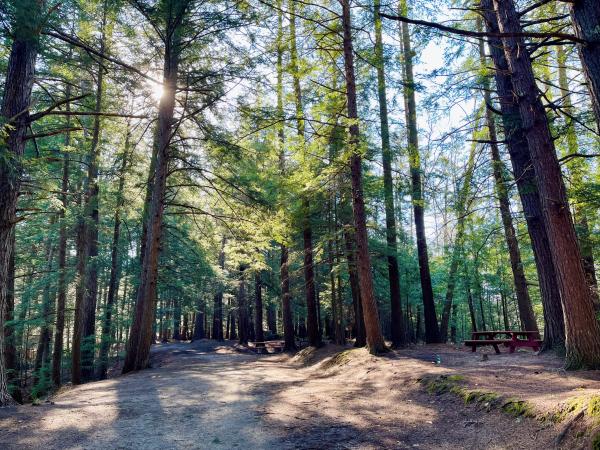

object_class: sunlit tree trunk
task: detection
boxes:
[123,1,187,373]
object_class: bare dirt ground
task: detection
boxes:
[0,340,598,449]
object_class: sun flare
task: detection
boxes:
[150,82,164,101]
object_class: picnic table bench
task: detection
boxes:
[248,340,285,354]
[464,331,541,354]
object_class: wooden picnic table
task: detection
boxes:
[465,330,541,354]
[248,340,285,354]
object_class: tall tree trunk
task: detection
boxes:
[374,0,405,348]
[193,308,205,340]
[51,87,72,387]
[182,313,189,341]
[341,0,386,354]
[0,1,43,405]
[276,3,295,352]
[344,228,365,347]
[480,0,565,351]
[569,0,600,129]
[237,266,248,345]
[97,125,131,380]
[477,17,537,332]
[493,0,600,369]
[399,0,440,343]
[212,238,225,340]
[122,3,186,373]
[289,0,320,348]
[80,6,109,381]
[254,271,264,342]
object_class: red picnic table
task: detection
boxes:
[464,330,541,354]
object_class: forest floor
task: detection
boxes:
[1,340,599,449]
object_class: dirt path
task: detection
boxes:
[0,341,572,449]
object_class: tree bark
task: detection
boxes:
[480,0,565,351]
[493,0,600,369]
[341,0,386,354]
[374,0,405,348]
[400,0,440,343]
[0,1,43,405]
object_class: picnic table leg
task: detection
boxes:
[493,344,501,354]
[528,334,540,352]
[471,345,476,353]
